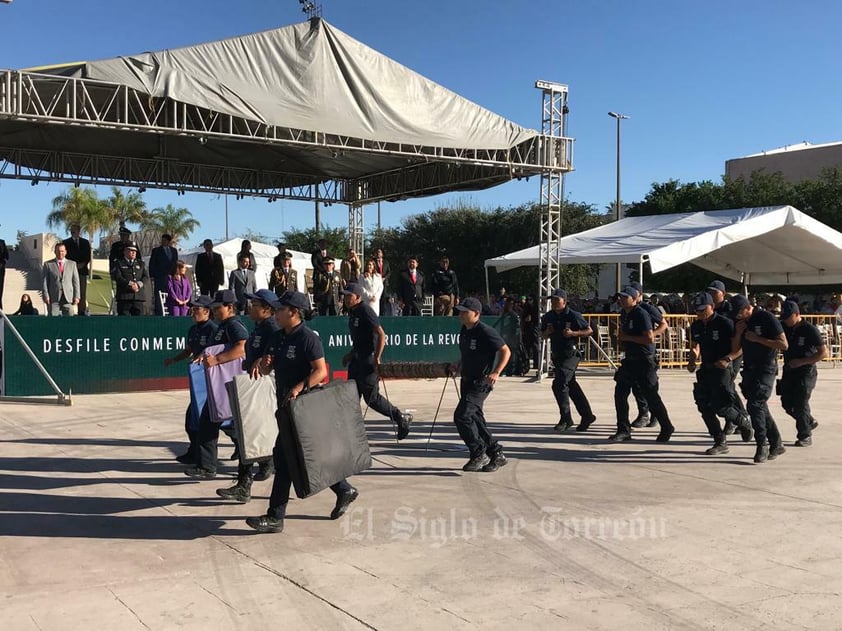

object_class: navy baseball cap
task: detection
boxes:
[730,294,750,311]
[617,286,640,300]
[707,280,726,293]
[342,283,363,297]
[189,295,214,309]
[278,291,312,312]
[209,289,237,307]
[629,281,643,293]
[780,300,799,320]
[693,292,714,310]
[245,289,281,309]
[545,288,568,299]
[454,297,483,313]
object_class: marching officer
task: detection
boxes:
[686,292,752,455]
[340,283,413,439]
[246,291,359,534]
[779,300,826,447]
[164,295,219,465]
[611,287,675,443]
[215,289,279,503]
[540,288,596,432]
[628,281,668,429]
[450,297,511,472]
[112,241,149,316]
[732,294,788,463]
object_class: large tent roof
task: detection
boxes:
[0,18,566,203]
[485,206,842,285]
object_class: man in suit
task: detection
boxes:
[42,242,80,316]
[268,251,298,296]
[113,241,150,316]
[398,257,424,316]
[0,231,9,311]
[62,224,92,316]
[373,248,391,315]
[228,254,257,314]
[149,233,179,315]
[195,238,225,296]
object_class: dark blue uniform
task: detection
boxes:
[627,301,665,424]
[613,306,674,439]
[455,321,506,459]
[739,309,784,449]
[541,307,595,430]
[689,313,747,443]
[781,320,823,442]
[181,319,219,463]
[196,316,250,473]
[714,297,750,420]
[266,323,352,518]
[347,302,403,424]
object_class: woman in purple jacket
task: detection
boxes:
[167,260,193,316]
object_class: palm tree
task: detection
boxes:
[103,186,149,232]
[47,187,110,247]
[142,204,201,245]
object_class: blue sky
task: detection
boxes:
[1,0,840,249]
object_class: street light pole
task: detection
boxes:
[608,111,629,293]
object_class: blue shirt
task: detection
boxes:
[690,312,734,365]
[269,323,324,397]
[541,306,589,357]
[783,320,823,362]
[620,305,655,358]
[741,308,783,369]
[348,301,381,358]
[459,321,505,380]
[187,319,219,356]
[244,316,280,372]
[212,316,249,346]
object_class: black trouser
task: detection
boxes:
[614,356,673,436]
[183,405,199,464]
[116,300,143,316]
[0,265,5,310]
[693,364,745,442]
[403,300,421,316]
[740,367,780,447]
[551,353,594,424]
[780,365,817,441]
[632,382,650,418]
[730,357,749,416]
[317,299,337,316]
[453,378,500,459]
[268,408,351,518]
[78,273,88,314]
[199,284,218,297]
[349,355,401,423]
[196,404,220,473]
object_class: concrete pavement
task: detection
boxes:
[2,369,842,630]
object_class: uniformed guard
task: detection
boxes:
[450,297,511,472]
[707,279,750,435]
[314,257,343,316]
[627,281,668,429]
[732,294,789,463]
[108,226,132,276]
[215,289,280,503]
[246,291,358,533]
[184,289,249,479]
[611,286,675,443]
[112,241,150,316]
[340,283,413,438]
[540,289,596,432]
[686,292,752,455]
[779,300,826,447]
[163,295,219,465]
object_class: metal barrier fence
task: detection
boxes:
[578,313,841,368]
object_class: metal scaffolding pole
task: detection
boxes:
[348,203,364,259]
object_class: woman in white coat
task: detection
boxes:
[360,259,384,315]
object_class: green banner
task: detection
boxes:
[1,316,466,396]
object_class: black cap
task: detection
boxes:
[189,295,214,309]
[629,281,643,293]
[278,291,312,311]
[124,241,139,252]
[342,283,363,297]
[707,280,726,293]
[323,256,335,264]
[617,286,640,300]
[545,288,568,299]
[245,289,281,309]
[209,289,236,307]
[454,297,482,313]
[730,294,750,311]
[118,226,131,235]
[282,251,293,259]
[693,291,714,310]
[780,300,799,320]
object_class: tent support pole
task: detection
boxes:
[484,266,490,305]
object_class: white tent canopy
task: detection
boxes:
[485,206,842,285]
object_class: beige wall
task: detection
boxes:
[17,232,59,271]
[726,143,842,184]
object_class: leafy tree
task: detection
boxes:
[281,225,348,259]
[46,186,110,250]
[237,229,273,245]
[103,186,149,232]
[142,204,201,245]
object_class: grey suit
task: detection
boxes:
[42,257,80,316]
[228,267,256,314]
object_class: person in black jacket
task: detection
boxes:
[430,255,459,316]
[149,234,179,315]
[112,241,150,316]
[194,239,225,296]
[397,258,424,316]
[62,224,92,315]
[108,226,132,279]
